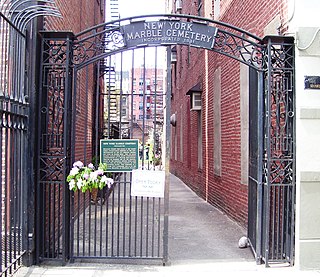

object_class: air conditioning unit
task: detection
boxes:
[176,0,182,11]
[191,92,202,110]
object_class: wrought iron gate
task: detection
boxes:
[36,31,73,263]
[262,36,295,266]
[69,48,167,262]
[37,14,295,266]
[0,11,28,275]
[248,36,295,266]
[37,29,170,263]
[0,1,61,275]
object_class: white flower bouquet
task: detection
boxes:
[67,161,114,193]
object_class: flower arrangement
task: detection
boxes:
[67,161,114,193]
[153,153,162,166]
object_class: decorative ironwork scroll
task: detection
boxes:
[262,36,295,266]
[37,32,73,263]
[71,14,265,71]
[0,0,61,32]
[214,29,264,70]
[73,27,125,66]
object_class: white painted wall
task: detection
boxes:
[288,0,320,270]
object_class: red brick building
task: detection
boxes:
[44,0,105,31]
[44,0,106,162]
[131,67,164,123]
[169,0,288,228]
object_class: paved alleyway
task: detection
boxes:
[16,174,320,276]
[167,174,252,263]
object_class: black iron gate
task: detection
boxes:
[262,36,295,265]
[0,13,29,274]
[37,29,170,263]
[36,31,74,263]
[69,47,167,262]
[37,14,295,266]
[0,1,61,275]
[248,36,295,266]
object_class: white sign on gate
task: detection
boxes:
[131,169,165,198]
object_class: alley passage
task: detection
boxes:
[168,174,253,263]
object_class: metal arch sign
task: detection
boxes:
[121,20,218,49]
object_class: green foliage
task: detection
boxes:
[67,161,114,193]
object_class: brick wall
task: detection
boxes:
[38,0,106,253]
[45,0,104,33]
[44,0,105,164]
[170,0,288,227]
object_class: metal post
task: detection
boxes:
[255,70,264,265]
[163,46,171,265]
[62,33,74,264]
[264,37,272,267]
[290,43,296,266]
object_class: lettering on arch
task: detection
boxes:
[121,19,218,49]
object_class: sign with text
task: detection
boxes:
[121,20,217,50]
[100,139,139,172]
[131,169,165,198]
[304,76,320,89]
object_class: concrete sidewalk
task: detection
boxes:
[16,174,320,276]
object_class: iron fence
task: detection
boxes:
[69,48,167,262]
[0,10,28,276]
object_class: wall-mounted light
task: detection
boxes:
[176,0,182,12]
[171,46,177,64]
[170,113,177,127]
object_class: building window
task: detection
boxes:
[214,67,221,176]
[198,111,202,169]
[240,64,250,185]
[214,0,220,20]
[175,120,178,161]
[197,0,203,16]
[180,105,183,162]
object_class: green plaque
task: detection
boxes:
[100,139,139,172]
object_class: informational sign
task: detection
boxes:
[100,139,139,172]
[121,20,217,50]
[304,76,320,89]
[131,169,165,198]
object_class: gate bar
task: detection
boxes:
[256,70,264,264]
[163,46,172,265]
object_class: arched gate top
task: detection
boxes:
[72,14,266,70]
